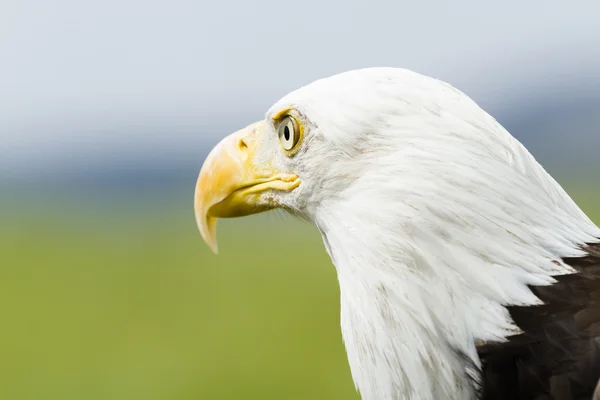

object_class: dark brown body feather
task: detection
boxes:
[477,241,600,400]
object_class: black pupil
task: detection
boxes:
[284,125,290,141]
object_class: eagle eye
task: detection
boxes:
[277,116,301,152]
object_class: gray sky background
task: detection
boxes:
[1,0,599,181]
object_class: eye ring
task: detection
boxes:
[277,115,302,153]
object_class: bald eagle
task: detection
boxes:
[194,68,600,400]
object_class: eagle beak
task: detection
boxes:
[194,121,300,254]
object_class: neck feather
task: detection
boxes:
[312,160,599,400]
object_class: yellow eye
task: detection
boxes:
[277,116,300,152]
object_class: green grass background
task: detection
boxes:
[0,183,598,400]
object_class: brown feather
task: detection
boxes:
[477,241,600,400]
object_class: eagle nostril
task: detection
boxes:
[238,138,249,152]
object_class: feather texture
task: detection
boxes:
[260,67,600,399]
[479,242,600,399]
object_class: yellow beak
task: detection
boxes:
[194,121,300,254]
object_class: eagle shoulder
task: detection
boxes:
[477,241,600,400]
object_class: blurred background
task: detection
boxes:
[1,1,599,399]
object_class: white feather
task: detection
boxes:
[263,68,600,400]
